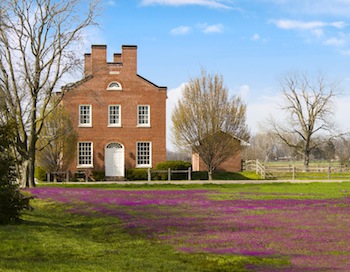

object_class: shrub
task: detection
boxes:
[91,171,105,181]
[126,168,148,180]
[155,161,192,180]
[0,182,33,224]
[35,166,47,181]
[0,124,33,224]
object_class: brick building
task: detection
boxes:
[62,44,167,179]
[192,138,243,173]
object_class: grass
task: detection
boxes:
[0,195,286,272]
[1,182,349,271]
[0,200,221,272]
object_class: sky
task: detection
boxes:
[83,0,350,150]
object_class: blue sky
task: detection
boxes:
[84,0,350,149]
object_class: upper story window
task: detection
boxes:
[137,105,150,127]
[79,105,92,127]
[108,105,121,127]
[107,81,122,91]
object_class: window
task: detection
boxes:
[108,105,121,127]
[79,105,92,127]
[107,81,122,91]
[136,142,151,167]
[137,105,150,127]
[78,142,93,167]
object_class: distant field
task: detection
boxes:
[1,183,349,271]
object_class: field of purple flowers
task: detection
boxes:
[29,186,350,271]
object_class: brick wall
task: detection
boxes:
[62,45,167,178]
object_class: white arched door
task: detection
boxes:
[105,143,124,177]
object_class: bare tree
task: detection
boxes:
[268,72,340,169]
[0,0,99,187]
[334,136,350,163]
[172,69,249,180]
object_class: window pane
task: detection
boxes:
[137,142,150,166]
[78,142,92,166]
[138,105,149,125]
[109,105,120,125]
[79,105,91,125]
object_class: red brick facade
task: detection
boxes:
[62,45,167,179]
[192,139,243,172]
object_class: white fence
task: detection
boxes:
[243,160,350,180]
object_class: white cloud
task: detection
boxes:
[251,33,261,41]
[166,83,187,150]
[324,37,346,47]
[170,26,191,35]
[201,23,224,33]
[106,1,116,6]
[238,85,250,101]
[140,0,233,9]
[262,0,350,16]
[340,49,350,56]
[271,19,347,31]
[334,95,350,132]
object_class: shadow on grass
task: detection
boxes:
[192,171,259,180]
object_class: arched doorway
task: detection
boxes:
[105,143,124,177]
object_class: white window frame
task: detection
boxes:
[77,142,93,168]
[108,105,121,127]
[137,105,150,127]
[136,142,152,168]
[107,81,122,91]
[79,104,92,127]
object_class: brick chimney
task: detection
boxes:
[113,53,122,63]
[121,45,137,74]
[84,53,92,76]
[91,45,107,74]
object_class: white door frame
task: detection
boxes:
[105,143,125,177]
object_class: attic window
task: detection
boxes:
[107,81,122,91]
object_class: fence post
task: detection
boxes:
[168,168,171,181]
[256,159,259,175]
[47,173,50,182]
[148,168,151,181]
[328,166,331,180]
[66,171,69,182]
[188,167,191,181]
[292,165,295,180]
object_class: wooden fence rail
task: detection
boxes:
[242,160,350,180]
[147,167,192,181]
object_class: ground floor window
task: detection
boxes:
[78,142,93,167]
[136,142,151,167]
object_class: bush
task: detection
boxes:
[126,168,148,180]
[91,171,105,181]
[0,124,33,224]
[0,183,33,224]
[155,161,192,180]
[35,166,47,181]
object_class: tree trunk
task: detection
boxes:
[208,169,213,180]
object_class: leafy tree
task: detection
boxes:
[172,69,249,180]
[0,0,100,187]
[268,72,340,169]
[36,103,77,175]
[0,123,32,225]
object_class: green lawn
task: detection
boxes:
[1,201,217,272]
[1,182,349,271]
